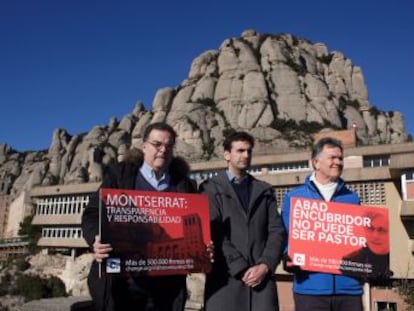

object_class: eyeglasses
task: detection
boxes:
[146,140,175,151]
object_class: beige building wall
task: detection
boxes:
[344,155,363,168]
[385,182,414,279]
[0,195,10,239]
[314,129,357,148]
[5,190,31,238]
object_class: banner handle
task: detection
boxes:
[98,188,102,278]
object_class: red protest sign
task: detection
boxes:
[288,197,389,277]
[100,188,211,276]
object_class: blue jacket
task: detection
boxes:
[281,175,363,296]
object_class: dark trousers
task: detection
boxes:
[294,293,363,311]
[88,262,186,311]
[112,275,187,311]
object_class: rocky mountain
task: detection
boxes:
[0,29,409,199]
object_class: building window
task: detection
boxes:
[363,155,390,168]
[41,227,83,239]
[35,193,93,216]
[248,166,262,175]
[375,301,397,311]
[402,171,414,201]
[268,161,310,174]
[348,182,386,206]
[275,186,295,212]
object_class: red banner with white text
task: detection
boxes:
[288,197,389,277]
[100,188,211,276]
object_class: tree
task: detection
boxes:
[398,279,414,311]
[18,214,41,253]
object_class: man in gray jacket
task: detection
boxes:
[200,131,286,311]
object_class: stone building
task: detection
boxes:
[190,130,414,311]
[0,192,31,262]
[24,130,414,310]
[30,182,100,257]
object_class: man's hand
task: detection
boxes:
[282,254,301,273]
[93,235,113,263]
[242,263,269,288]
[206,240,215,263]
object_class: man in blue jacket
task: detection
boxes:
[282,137,363,311]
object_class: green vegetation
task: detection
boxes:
[272,118,298,132]
[239,38,258,61]
[0,258,67,303]
[14,274,66,302]
[198,98,216,108]
[369,105,381,118]
[0,272,12,296]
[317,54,333,65]
[291,36,299,46]
[14,256,30,271]
[346,99,361,110]
[18,214,41,253]
[202,137,216,160]
[338,97,361,111]
[398,280,414,310]
[222,128,236,139]
[285,58,306,76]
[272,118,340,134]
[197,98,231,131]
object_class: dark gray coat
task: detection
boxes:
[200,171,286,311]
[81,149,196,311]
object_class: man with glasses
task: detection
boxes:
[82,122,197,311]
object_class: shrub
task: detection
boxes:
[0,273,11,296]
[15,274,67,302]
[272,118,298,132]
[369,106,381,118]
[47,276,67,298]
[198,98,216,107]
[222,128,235,139]
[18,215,41,253]
[317,54,333,65]
[14,257,30,271]
[16,274,46,301]
[285,58,306,76]
[398,280,414,311]
[347,99,361,110]
[338,97,361,111]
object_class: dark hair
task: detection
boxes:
[143,122,177,144]
[223,131,255,152]
[311,137,343,159]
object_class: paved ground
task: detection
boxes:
[19,296,93,311]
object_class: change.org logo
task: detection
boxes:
[293,253,306,266]
[106,258,121,273]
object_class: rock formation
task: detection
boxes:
[0,29,410,199]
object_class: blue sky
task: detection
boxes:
[1,0,413,151]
